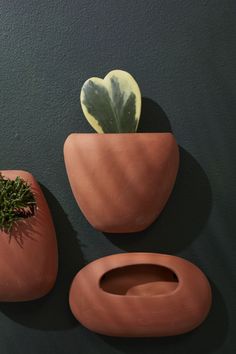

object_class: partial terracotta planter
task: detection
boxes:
[64,133,179,233]
[0,170,58,301]
[69,253,212,337]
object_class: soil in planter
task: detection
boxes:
[100,264,178,296]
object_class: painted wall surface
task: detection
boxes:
[0,1,235,353]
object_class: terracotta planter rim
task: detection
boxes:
[98,263,181,299]
[66,132,174,137]
[1,169,33,176]
[78,253,185,299]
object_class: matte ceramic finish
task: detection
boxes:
[69,253,212,337]
[0,170,58,301]
[64,133,179,233]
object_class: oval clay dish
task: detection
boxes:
[69,253,212,337]
[64,132,179,233]
[0,170,58,301]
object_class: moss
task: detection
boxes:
[0,173,36,233]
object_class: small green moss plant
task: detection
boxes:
[0,173,36,233]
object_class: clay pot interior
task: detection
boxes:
[100,264,179,296]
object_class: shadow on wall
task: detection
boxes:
[105,97,212,254]
[100,281,228,354]
[0,185,84,330]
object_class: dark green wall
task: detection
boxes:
[0,1,235,353]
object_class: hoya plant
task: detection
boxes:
[80,70,142,133]
[0,173,36,233]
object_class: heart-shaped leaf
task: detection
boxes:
[80,70,141,133]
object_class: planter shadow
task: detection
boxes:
[104,98,212,254]
[138,97,172,133]
[100,281,228,353]
[0,185,84,330]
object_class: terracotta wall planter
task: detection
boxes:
[64,132,179,233]
[0,170,58,301]
[69,253,212,337]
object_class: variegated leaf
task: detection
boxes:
[80,70,141,133]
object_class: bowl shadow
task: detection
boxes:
[0,185,84,330]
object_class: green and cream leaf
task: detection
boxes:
[80,70,141,133]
